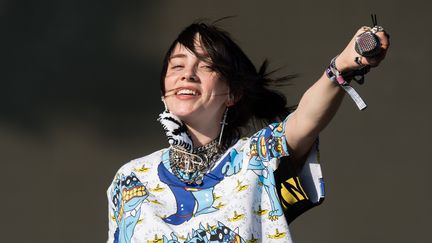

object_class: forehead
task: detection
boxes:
[169,44,192,58]
[170,35,209,60]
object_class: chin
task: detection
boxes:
[169,109,196,120]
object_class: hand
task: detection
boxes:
[336,26,390,73]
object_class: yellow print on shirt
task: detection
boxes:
[280,177,308,209]
[268,228,287,239]
[228,211,245,222]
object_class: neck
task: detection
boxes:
[185,121,220,147]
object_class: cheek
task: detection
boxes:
[205,74,227,91]
[163,76,176,91]
[212,81,229,94]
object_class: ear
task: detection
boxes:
[225,93,236,107]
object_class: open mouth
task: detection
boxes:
[175,88,200,96]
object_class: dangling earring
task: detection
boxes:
[218,107,229,146]
[161,96,168,111]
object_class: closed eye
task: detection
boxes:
[199,64,214,71]
[170,65,184,70]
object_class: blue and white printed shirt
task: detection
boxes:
[107,119,324,243]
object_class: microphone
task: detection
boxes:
[355,14,384,58]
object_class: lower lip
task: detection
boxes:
[175,94,200,100]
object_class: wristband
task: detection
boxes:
[326,57,367,110]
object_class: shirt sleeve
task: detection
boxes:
[275,139,325,224]
[249,114,325,224]
[106,173,120,243]
[248,115,290,167]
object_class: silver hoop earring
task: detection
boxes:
[218,107,229,146]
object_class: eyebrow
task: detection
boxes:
[169,53,213,64]
[169,54,187,60]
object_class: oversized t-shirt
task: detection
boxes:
[107,119,324,243]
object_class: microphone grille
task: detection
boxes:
[355,31,381,57]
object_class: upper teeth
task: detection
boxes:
[177,89,197,95]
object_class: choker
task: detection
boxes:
[169,139,225,185]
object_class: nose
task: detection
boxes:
[181,67,198,82]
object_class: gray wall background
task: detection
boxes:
[1,0,431,242]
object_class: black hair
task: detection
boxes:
[160,20,295,147]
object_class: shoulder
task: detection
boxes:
[107,148,167,195]
[230,137,250,151]
[113,148,167,177]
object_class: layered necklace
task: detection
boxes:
[169,139,224,185]
[158,109,227,185]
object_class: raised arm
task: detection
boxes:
[285,27,390,164]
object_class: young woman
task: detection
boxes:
[107,21,389,243]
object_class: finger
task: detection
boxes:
[363,48,387,67]
[356,26,371,35]
[364,57,380,67]
[376,31,390,50]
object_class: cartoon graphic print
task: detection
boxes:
[247,122,288,220]
[246,234,258,243]
[163,232,180,243]
[111,172,149,243]
[158,121,288,225]
[221,122,287,220]
[253,205,268,216]
[161,222,245,243]
[158,149,243,225]
[185,223,208,243]
[147,234,163,243]
[227,211,245,222]
[208,221,245,243]
[267,228,287,239]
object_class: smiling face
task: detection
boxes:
[163,39,230,126]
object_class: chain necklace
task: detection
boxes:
[169,139,225,185]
